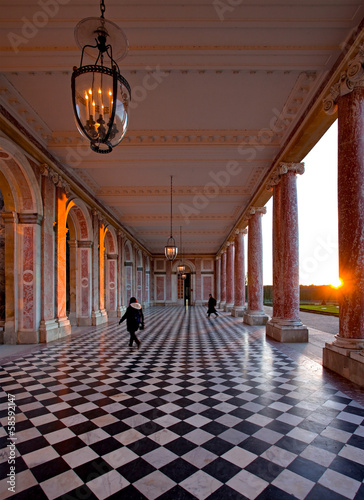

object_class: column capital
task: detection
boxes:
[249,206,267,216]
[279,162,305,175]
[40,163,50,176]
[266,163,304,190]
[235,228,247,235]
[42,164,72,196]
[215,255,221,260]
[323,43,364,115]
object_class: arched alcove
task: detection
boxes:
[66,198,93,326]
[0,139,43,344]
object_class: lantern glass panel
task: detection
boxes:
[73,66,129,152]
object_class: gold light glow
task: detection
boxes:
[331,278,343,289]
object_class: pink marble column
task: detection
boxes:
[91,210,107,325]
[68,239,78,326]
[195,258,202,305]
[142,253,147,306]
[166,260,172,303]
[117,232,125,316]
[149,259,155,304]
[272,175,284,320]
[2,212,18,344]
[215,257,221,306]
[322,54,364,385]
[243,207,269,325]
[225,242,235,311]
[106,253,118,317]
[55,188,72,333]
[266,163,308,342]
[337,87,364,341]
[232,229,246,317]
[78,240,92,325]
[39,168,57,341]
[220,250,227,309]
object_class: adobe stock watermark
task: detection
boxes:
[179,161,242,224]
[178,105,294,224]
[300,234,338,283]
[213,0,245,21]
[7,0,71,54]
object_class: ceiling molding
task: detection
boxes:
[97,186,251,197]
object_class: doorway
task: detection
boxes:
[184,273,191,304]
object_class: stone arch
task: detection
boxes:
[0,137,43,215]
[66,197,92,241]
[65,198,93,326]
[0,138,43,344]
[172,259,196,273]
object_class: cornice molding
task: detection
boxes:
[97,185,250,197]
[0,74,52,145]
[122,214,235,221]
[48,129,283,148]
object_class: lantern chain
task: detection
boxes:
[170,176,173,238]
[100,0,106,19]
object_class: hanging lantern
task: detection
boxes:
[164,176,178,260]
[177,263,186,273]
[72,0,131,153]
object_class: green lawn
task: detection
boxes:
[299,304,339,315]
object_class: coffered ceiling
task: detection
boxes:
[0,1,363,255]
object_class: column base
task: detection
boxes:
[17,330,40,344]
[92,309,108,326]
[266,319,308,343]
[68,312,77,326]
[231,306,246,317]
[224,302,234,312]
[77,317,92,326]
[39,318,71,343]
[323,336,364,388]
[243,310,269,326]
[3,322,16,345]
[219,301,226,310]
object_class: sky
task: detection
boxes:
[262,120,339,286]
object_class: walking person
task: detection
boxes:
[207,293,219,318]
[119,297,144,348]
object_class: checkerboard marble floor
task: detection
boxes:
[0,306,364,499]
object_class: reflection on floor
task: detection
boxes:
[0,306,363,499]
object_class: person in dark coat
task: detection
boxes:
[119,297,144,348]
[207,293,218,318]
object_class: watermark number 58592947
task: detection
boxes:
[7,393,16,493]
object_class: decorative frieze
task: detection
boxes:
[323,44,364,115]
